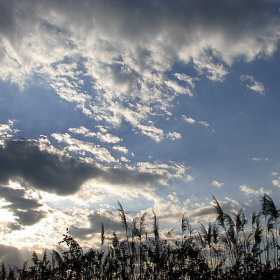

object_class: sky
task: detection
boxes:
[1,0,280,266]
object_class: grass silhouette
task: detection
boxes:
[1,194,280,279]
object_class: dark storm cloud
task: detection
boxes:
[33,0,280,61]
[0,185,41,210]
[0,1,15,39]
[190,199,241,219]
[0,140,98,195]
[0,185,46,228]
[78,0,280,60]
[103,167,167,186]
[1,0,279,57]
[69,211,122,239]
[90,0,278,38]
[88,212,122,233]
[0,139,167,195]
[190,206,215,219]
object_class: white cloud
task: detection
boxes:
[244,199,253,207]
[42,63,91,104]
[138,124,164,142]
[96,125,107,133]
[167,132,182,140]
[225,197,241,208]
[239,185,271,196]
[0,124,12,134]
[186,175,195,182]
[182,115,196,124]
[51,133,117,163]
[107,103,144,127]
[212,180,224,188]
[182,115,209,127]
[193,54,228,82]
[69,126,96,137]
[240,74,265,95]
[174,73,196,88]
[97,132,122,144]
[165,80,193,96]
[120,156,130,162]
[198,121,209,127]
[168,192,180,204]
[69,127,121,143]
[137,161,187,181]
[112,145,129,154]
[272,178,280,188]
[137,161,170,174]
[0,120,19,141]
[253,157,268,161]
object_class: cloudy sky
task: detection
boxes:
[1,0,280,265]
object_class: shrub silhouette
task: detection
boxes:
[1,194,280,279]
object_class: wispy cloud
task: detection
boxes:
[138,124,164,142]
[69,126,122,143]
[137,161,187,179]
[193,54,228,82]
[212,180,224,188]
[69,126,96,137]
[240,74,265,95]
[182,116,196,124]
[52,133,117,162]
[165,79,193,96]
[253,157,268,161]
[239,185,271,196]
[182,115,209,127]
[174,73,196,88]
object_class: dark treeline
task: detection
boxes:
[1,195,280,279]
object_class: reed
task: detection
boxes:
[1,195,280,279]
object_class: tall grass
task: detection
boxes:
[1,194,280,279]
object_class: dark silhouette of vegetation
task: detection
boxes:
[1,194,280,279]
